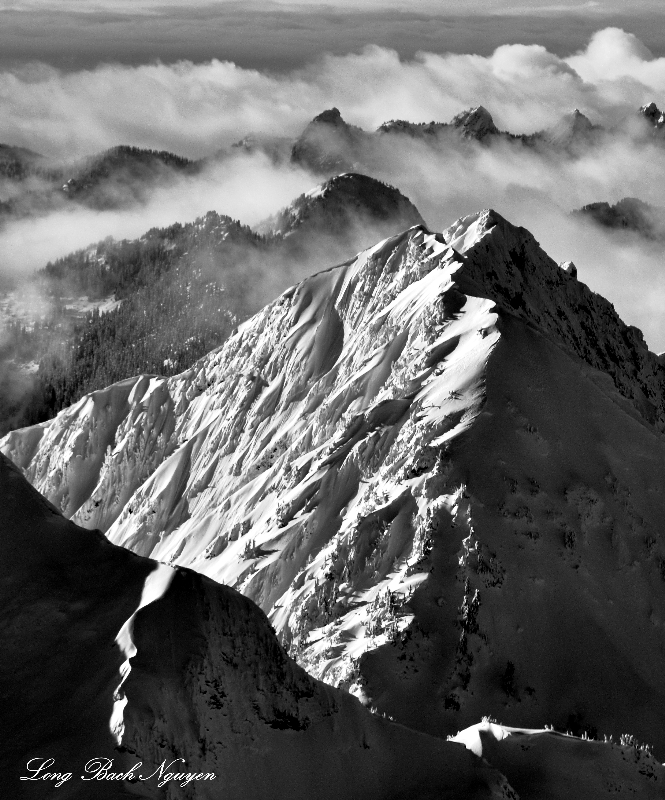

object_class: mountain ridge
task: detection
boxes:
[0,450,518,800]
[5,208,665,756]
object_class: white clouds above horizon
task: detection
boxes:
[2,27,665,160]
[2,27,665,348]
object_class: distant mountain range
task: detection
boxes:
[2,100,665,223]
[0,173,423,434]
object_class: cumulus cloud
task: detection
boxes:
[1,27,665,159]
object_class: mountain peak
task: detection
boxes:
[6,208,665,760]
[451,106,499,139]
[260,171,425,241]
[562,109,594,132]
[312,107,346,126]
[639,101,665,128]
[540,108,600,149]
[291,108,365,173]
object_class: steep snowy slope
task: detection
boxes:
[1,451,516,800]
[5,210,665,755]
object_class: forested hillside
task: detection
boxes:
[1,212,260,431]
[0,173,422,434]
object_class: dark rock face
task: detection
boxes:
[639,101,665,131]
[452,210,665,431]
[573,197,665,240]
[451,106,500,140]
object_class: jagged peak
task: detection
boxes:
[570,108,593,125]
[539,108,601,149]
[640,100,662,117]
[451,106,499,138]
[639,101,665,127]
[559,260,578,278]
[311,107,347,126]
[551,109,596,135]
[442,208,529,254]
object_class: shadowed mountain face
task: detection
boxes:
[450,106,500,140]
[6,208,665,767]
[259,172,425,246]
[0,452,516,800]
[0,145,199,222]
[58,145,198,209]
[573,197,665,240]
[290,107,369,174]
[639,102,665,134]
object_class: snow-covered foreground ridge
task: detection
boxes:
[4,453,664,799]
[5,209,665,751]
[1,453,518,800]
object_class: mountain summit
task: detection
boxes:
[451,106,500,140]
[639,101,665,131]
[259,172,425,241]
[5,209,665,759]
[291,108,366,173]
[539,109,602,150]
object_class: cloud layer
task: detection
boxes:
[1,27,665,350]
[2,27,665,159]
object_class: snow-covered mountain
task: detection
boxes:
[5,209,665,759]
[4,416,664,800]
[1,451,522,800]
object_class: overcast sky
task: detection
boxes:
[3,1,664,11]
[2,1,665,71]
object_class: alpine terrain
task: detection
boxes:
[5,203,665,797]
[0,451,516,800]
